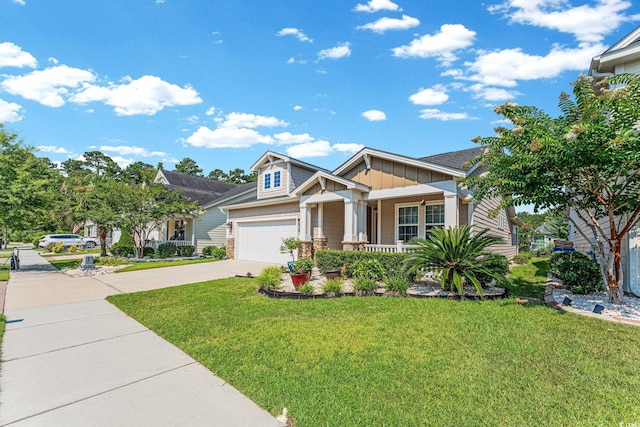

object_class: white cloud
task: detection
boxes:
[219,112,288,129]
[36,145,73,155]
[488,0,640,43]
[205,106,216,116]
[13,0,26,6]
[110,156,134,168]
[287,57,308,64]
[1,65,96,107]
[273,132,315,145]
[409,85,449,106]
[334,143,364,153]
[362,109,387,121]
[357,15,420,33]
[418,109,472,121]
[354,0,401,13]
[461,42,606,87]
[286,140,334,158]
[69,75,202,115]
[0,98,23,122]
[185,126,274,148]
[0,42,37,68]
[277,27,313,42]
[392,24,476,65]
[99,145,173,159]
[467,84,519,101]
[293,105,303,111]
[318,42,352,60]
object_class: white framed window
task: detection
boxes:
[264,173,271,190]
[274,170,281,188]
[498,215,506,230]
[425,203,445,232]
[397,205,419,242]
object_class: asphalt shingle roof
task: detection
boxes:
[417,146,484,171]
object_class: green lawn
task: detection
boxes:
[48,257,217,272]
[0,264,8,281]
[502,257,550,299]
[109,277,640,426]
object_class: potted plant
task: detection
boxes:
[291,257,314,288]
[280,237,301,272]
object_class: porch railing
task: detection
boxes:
[167,239,193,247]
[364,242,418,253]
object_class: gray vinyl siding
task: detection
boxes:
[229,202,300,221]
[194,192,256,252]
[471,196,517,258]
[289,165,316,193]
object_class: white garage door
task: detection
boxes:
[236,219,297,264]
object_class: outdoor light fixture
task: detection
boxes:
[593,304,604,314]
[226,221,233,233]
[562,297,572,306]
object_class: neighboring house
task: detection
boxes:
[222,147,521,264]
[568,26,640,297]
[152,169,256,253]
[530,224,557,251]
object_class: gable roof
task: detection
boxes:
[416,146,484,171]
[590,25,640,76]
[333,147,477,178]
[155,169,239,206]
[250,150,329,173]
[202,182,257,209]
[292,170,370,196]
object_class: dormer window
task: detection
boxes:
[264,173,271,190]
[274,171,281,188]
[263,169,282,191]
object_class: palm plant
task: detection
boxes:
[405,225,506,296]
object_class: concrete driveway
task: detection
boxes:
[1,250,282,426]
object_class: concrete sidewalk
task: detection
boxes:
[1,249,281,426]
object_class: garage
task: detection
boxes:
[236,219,297,264]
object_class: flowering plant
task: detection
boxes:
[280,237,301,261]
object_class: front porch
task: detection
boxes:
[147,217,197,248]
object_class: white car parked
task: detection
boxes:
[38,234,99,248]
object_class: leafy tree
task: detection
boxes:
[174,157,203,176]
[115,184,199,258]
[207,167,257,183]
[516,211,546,252]
[466,73,640,304]
[207,168,226,181]
[124,161,157,184]
[82,151,122,179]
[0,125,57,249]
[404,225,505,296]
[546,211,569,240]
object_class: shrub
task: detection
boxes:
[352,258,386,281]
[385,275,410,295]
[475,254,510,287]
[32,236,42,249]
[513,253,532,265]
[323,278,343,295]
[210,247,226,260]
[298,282,314,295]
[315,250,410,278]
[143,246,156,257]
[177,245,195,257]
[69,244,78,253]
[111,245,135,257]
[51,241,64,253]
[535,242,554,257]
[202,246,214,256]
[293,257,314,274]
[95,257,130,266]
[44,242,56,252]
[117,231,135,247]
[353,277,376,294]
[158,242,177,258]
[257,266,282,290]
[550,251,602,294]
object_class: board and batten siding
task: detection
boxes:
[341,157,453,190]
[471,196,517,258]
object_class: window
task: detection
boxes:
[398,206,419,242]
[425,203,445,232]
[273,170,281,188]
[264,173,271,190]
[498,215,506,230]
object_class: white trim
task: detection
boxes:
[333,147,466,178]
[221,196,297,212]
[292,170,370,196]
[233,214,299,225]
[368,181,457,201]
[395,202,421,243]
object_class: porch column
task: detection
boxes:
[444,194,458,228]
[317,203,325,238]
[300,205,312,241]
[343,199,358,242]
[358,200,368,242]
[377,200,382,245]
[191,218,196,247]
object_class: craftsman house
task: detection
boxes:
[222,147,520,264]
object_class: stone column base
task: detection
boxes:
[313,237,328,251]
[300,240,313,258]
[342,241,364,251]
[225,237,235,260]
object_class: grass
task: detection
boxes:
[502,257,550,299]
[48,259,81,270]
[116,257,216,273]
[0,263,8,281]
[109,276,640,426]
[0,314,5,360]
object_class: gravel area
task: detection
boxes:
[62,265,130,277]
[552,288,640,320]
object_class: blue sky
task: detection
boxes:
[1,0,639,174]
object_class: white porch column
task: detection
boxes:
[377,199,382,245]
[300,204,312,240]
[191,218,196,247]
[343,199,358,242]
[444,194,459,228]
[358,200,368,242]
[629,226,640,296]
[316,203,325,238]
